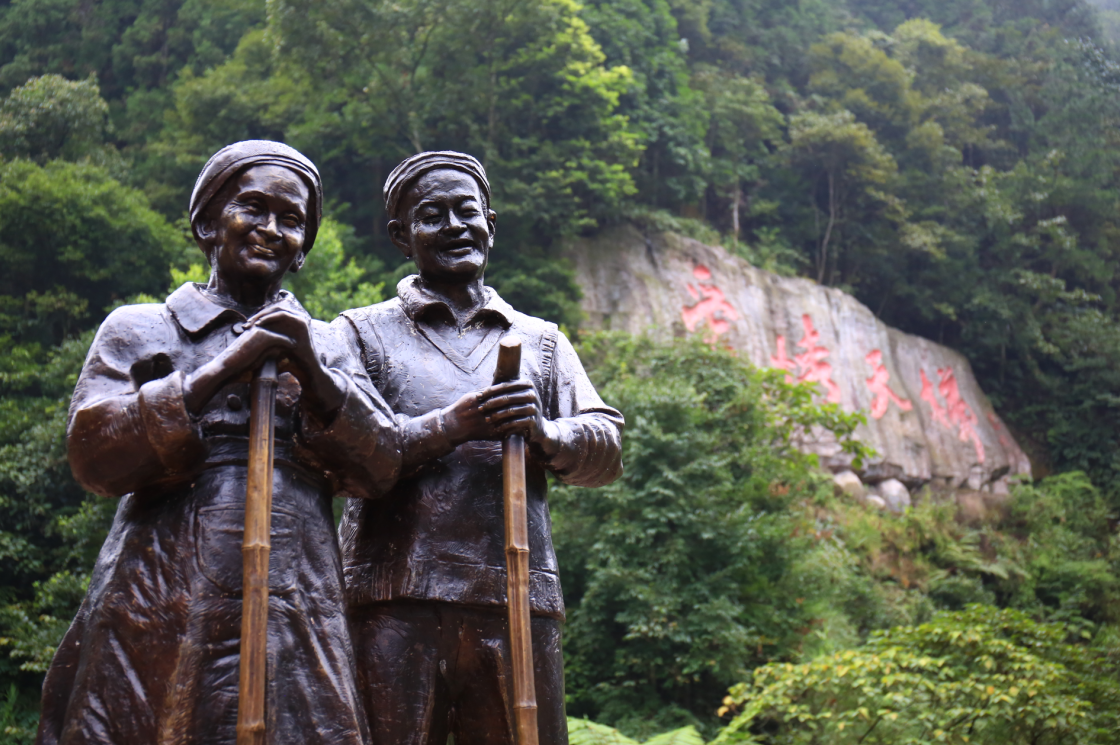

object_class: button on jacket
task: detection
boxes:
[37,283,401,745]
[335,276,624,620]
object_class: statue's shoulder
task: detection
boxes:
[489,293,559,343]
[97,301,174,342]
[340,297,406,331]
[506,308,556,334]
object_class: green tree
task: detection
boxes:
[581,0,709,211]
[785,110,898,284]
[555,334,870,737]
[691,67,784,240]
[0,0,266,145]
[265,0,641,239]
[0,328,105,744]
[0,74,110,162]
[0,159,187,347]
[714,606,1120,745]
[845,0,1101,52]
[808,31,919,144]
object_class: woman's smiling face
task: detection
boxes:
[208,164,310,285]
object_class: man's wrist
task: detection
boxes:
[400,408,456,471]
[531,419,563,460]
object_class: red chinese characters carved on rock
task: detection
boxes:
[681,265,739,343]
[864,350,912,419]
[769,314,842,404]
[920,367,985,463]
[677,267,992,466]
[987,411,1012,449]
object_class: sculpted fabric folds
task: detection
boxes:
[335,276,624,619]
[36,285,400,745]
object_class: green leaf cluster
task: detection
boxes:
[570,717,705,745]
[714,606,1120,745]
[0,159,188,347]
[555,333,870,736]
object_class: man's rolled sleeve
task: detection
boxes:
[540,412,624,487]
[536,332,624,488]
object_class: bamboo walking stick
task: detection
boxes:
[493,336,539,745]
[237,358,278,745]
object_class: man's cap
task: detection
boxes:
[384,151,491,221]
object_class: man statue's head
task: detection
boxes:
[384,151,496,285]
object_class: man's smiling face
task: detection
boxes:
[209,164,310,284]
[393,168,495,284]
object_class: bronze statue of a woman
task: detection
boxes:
[35,141,400,745]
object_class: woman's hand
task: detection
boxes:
[440,381,560,455]
[182,325,295,414]
[246,308,347,417]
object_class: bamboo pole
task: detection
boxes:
[237,358,278,745]
[493,336,539,745]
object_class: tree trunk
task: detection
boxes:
[817,170,837,284]
[731,179,741,241]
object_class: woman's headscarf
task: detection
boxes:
[189,140,323,254]
[383,151,491,222]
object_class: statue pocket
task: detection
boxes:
[196,506,300,595]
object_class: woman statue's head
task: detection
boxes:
[384,151,495,285]
[190,140,323,288]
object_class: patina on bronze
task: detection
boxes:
[335,151,625,745]
[36,140,401,745]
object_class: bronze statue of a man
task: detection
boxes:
[36,140,400,745]
[335,151,625,745]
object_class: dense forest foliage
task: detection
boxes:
[0,0,1119,741]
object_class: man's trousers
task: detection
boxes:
[350,601,568,745]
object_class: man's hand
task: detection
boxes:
[440,381,561,455]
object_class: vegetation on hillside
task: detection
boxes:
[1,0,1119,741]
[556,337,1119,738]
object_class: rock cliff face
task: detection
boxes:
[565,224,1031,493]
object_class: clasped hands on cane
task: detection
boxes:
[181,307,346,417]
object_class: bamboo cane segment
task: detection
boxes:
[237,358,278,745]
[494,337,539,745]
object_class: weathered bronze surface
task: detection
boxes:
[335,151,625,745]
[36,141,401,745]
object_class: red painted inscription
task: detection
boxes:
[770,315,842,403]
[864,349,912,419]
[920,367,985,463]
[682,265,739,342]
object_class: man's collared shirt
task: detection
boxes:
[336,276,624,619]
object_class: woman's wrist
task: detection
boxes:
[304,366,347,419]
[182,365,217,415]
